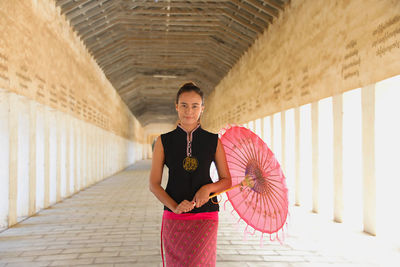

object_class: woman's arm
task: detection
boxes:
[193,138,232,208]
[149,136,195,214]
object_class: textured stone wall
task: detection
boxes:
[203,0,400,132]
[0,0,145,229]
[0,0,144,142]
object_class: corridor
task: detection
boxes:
[0,160,398,267]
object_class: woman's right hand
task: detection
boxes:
[173,200,195,214]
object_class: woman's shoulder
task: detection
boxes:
[161,128,178,138]
[202,128,218,139]
[199,127,218,137]
[199,128,219,143]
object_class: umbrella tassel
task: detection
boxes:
[243,226,248,241]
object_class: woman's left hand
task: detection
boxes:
[193,185,211,208]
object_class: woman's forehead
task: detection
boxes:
[178,91,203,103]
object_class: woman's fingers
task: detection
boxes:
[175,200,195,213]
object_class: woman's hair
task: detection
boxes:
[175,82,204,105]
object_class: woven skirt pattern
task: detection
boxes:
[162,211,218,267]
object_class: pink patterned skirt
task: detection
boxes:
[161,210,219,267]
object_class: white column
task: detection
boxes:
[294,107,300,206]
[65,114,70,197]
[362,84,376,235]
[80,119,85,190]
[86,121,90,186]
[56,111,61,202]
[0,90,10,228]
[29,101,37,216]
[49,109,57,205]
[333,94,343,223]
[35,104,45,210]
[270,113,274,152]
[8,93,18,226]
[17,97,30,221]
[83,122,88,187]
[311,101,319,213]
[281,111,286,172]
[74,117,79,193]
[43,107,50,208]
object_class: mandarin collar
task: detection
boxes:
[176,123,201,135]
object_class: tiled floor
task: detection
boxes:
[0,160,398,267]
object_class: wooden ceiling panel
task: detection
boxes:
[55,0,290,126]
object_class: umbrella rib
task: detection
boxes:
[259,188,274,234]
[259,148,272,173]
[243,137,257,164]
[255,177,287,231]
[242,188,259,225]
[262,150,275,173]
[265,180,287,204]
[224,144,249,168]
[223,134,252,164]
[265,181,288,222]
[229,188,254,218]
[262,185,283,233]
[257,187,266,231]
[241,137,256,165]
[226,159,247,172]
[249,138,262,168]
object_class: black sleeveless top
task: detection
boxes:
[161,125,219,213]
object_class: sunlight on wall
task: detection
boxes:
[300,104,312,211]
[375,75,400,246]
[262,116,271,148]
[285,109,296,206]
[229,76,400,248]
[318,97,334,220]
[343,89,363,231]
[273,112,282,164]
[254,118,262,137]
[248,121,254,131]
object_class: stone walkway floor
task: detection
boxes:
[0,160,399,267]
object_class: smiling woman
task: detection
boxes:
[149,82,232,266]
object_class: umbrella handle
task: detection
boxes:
[209,183,241,199]
[209,175,252,200]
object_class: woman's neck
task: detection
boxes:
[179,122,199,134]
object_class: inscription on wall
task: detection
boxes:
[283,75,293,101]
[342,40,360,80]
[4,65,112,132]
[35,75,46,100]
[16,65,31,90]
[300,67,310,96]
[49,85,58,106]
[373,15,400,57]
[272,82,281,102]
[0,53,9,86]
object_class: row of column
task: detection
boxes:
[246,85,376,235]
[0,90,144,229]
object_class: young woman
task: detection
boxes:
[149,82,232,266]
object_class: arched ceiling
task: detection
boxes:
[55,0,290,126]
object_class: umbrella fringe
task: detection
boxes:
[223,199,229,211]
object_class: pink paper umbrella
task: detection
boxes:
[210,125,288,241]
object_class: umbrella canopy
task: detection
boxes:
[219,125,288,238]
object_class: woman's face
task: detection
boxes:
[175,91,204,126]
